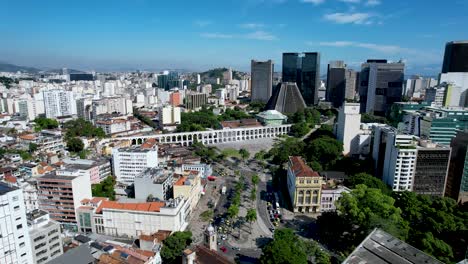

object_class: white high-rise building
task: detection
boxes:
[336,103,361,155]
[112,147,159,185]
[0,182,34,264]
[372,126,418,192]
[43,89,76,118]
[197,74,201,84]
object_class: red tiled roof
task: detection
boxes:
[96,201,165,214]
[289,156,320,177]
[4,175,17,184]
[175,176,187,186]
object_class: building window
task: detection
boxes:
[16,224,23,230]
[14,205,20,211]
[13,196,19,201]
[19,242,25,247]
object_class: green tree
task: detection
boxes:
[228,204,239,219]
[269,137,305,164]
[239,148,250,160]
[64,118,105,139]
[28,143,38,153]
[250,188,257,202]
[309,161,323,172]
[66,137,84,153]
[91,176,116,200]
[393,192,468,263]
[161,231,192,263]
[345,173,391,195]
[251,174,259,186]
[246,208,257,232]
[290,122,310,138]
[254,150,266,161]
[33,117,59,131]
[305,136,343,169]
[260,228,308,264]
[336,185,409,250]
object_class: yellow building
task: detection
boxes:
[173,170,203,214]
[287,156,323,213]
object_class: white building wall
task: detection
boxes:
[0,185,34,264]
[112,148,159,185]
[71,176,92,219]
[440,72,468,107]
[336,103,361,155]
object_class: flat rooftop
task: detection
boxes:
[0,182,18,195]
[344,229,443,264]
[38,172,79,181]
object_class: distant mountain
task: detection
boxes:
[0,62,41,73]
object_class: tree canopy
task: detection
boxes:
[317,185,408,254]
[345,173,391,195]
[305,136,343,170]
[66,137,84,153]
[268,137,306,164]
[218,108,251,121]
[177,107,220,132]
[92,176,116,200]
[290,122,310,138]
[239,148,250,160]
[33,117,59,131]
[161,231,193,263]
[260,228,331,264]
[63,118,105,139]
[392,192,468,263]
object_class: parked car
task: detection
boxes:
[220,246,227,253]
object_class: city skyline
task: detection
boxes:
[1,0,467,75]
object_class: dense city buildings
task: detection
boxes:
[185,92,207,110]
[0,182,34,264]
[251,60,274,103]
[359,60,405,116]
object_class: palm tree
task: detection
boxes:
[246,208,257,233]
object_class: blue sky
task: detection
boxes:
[1,0,467,75]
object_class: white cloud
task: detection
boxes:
[194,20,212,27]
[323,12,374,24]
[200,33,234,39]
[239,23,265,29]
[365,0,381,6]
[245,30,277,40]
[200,31,277,41]
[302,0,325,5]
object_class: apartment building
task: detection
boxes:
[0,182,34,264]
[27,209,63,264]
[134,168,174,201]
[36,173,91,226]
[112,146,159,185]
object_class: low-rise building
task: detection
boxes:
[96,118,131,135]
[256,110,288,126]
[173,170,203,214]
[286,156,324,213]
[181,163,212,178]
[27,209,63,264]
[76,197,190,238]
[320,185,351,212]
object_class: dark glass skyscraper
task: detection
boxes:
[281,52,320,106]
[326,61,346,108]
[442,41,468,73]
[282,53,300,83]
